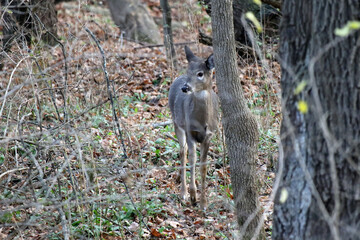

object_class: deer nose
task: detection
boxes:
[181,83,191,93]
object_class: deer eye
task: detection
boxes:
[197,71,204,79]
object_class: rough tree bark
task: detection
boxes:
[273,0,360,239]
[107,0,161,44]
[160,0,177,69]
[211,0,263,239]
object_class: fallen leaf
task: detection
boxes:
[165,220,181,228]
[150,228,162,237]
[194,219,204,225]
[199,234,206,240]
[128,221,139,232]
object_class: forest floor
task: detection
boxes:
[0,0,281,239]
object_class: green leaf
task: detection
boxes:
[279,188,288,203]
[245,12,263,33]
[335,26,351,37]
[294,80,307,95]
[155,148,161,157]
[297,100,308,114]
[253,0,262,6]
[335,20,360,37]
[348,20,360,30]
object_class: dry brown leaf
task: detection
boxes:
[150,228,162,237]
[165,220,181,228]
[194,219,204,225]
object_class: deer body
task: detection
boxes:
[168,46,218,209]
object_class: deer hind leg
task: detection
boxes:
[175,125,188,201]
[187,136,197,206]
[199,139,210,210]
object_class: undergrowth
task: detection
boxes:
[0,1,280,239]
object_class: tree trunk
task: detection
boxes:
[160,0,177,69]
[1,0,58,46]
[0,0,58,69]
[211,0,263,239]
[32,0,58,45]
[107,0,161,44]
[273,0,360,239]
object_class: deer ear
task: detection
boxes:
[205,54,214,70]
[185,46,197,62]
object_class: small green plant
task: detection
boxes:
[91,115,108,128]
[219,184,233,200]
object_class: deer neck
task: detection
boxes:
[194,89,210,100]
[190,89,213,120]
[193,88,212,104]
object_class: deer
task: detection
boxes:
[168,46,219,210]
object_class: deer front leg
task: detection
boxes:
[179,142,188,201]
[175,126,188,201]
[187,139,197,206]
[199,140,210,210]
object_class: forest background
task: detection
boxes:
[0,0,281,239]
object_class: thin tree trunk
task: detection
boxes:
[273,0,360,239]
[160,0,177,69]
[211,0,263,239]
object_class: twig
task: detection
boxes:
[164,132,177,142]
[138,120,172,130]
[134,41,197,50]
[85,27,151,234]
[33,13,68,123]
[262,0,282,9]
[0,167,28,180]
[16,110,70,240]
[0,56,29,119]
[85,27,128,158]
[122,182,151,233]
